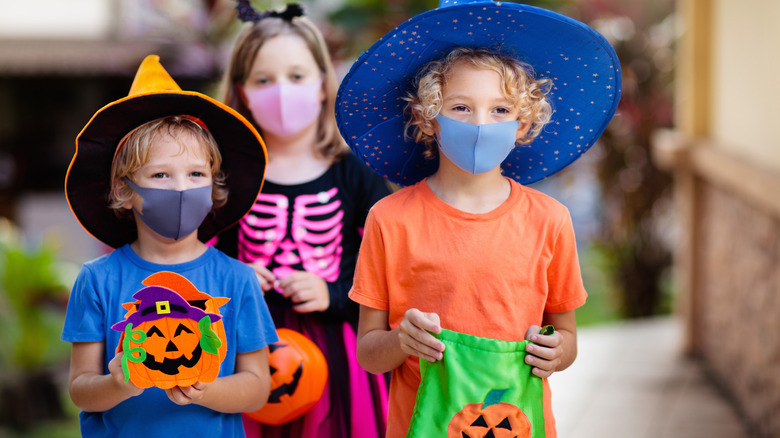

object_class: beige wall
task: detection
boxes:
[710,0,780,170]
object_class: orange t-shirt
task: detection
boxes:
[349,178,587,438]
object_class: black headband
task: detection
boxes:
[235,1,304,23]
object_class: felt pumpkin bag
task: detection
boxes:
[405,328,551,438]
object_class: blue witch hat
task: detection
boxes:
[336,0,621,186]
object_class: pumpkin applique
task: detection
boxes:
[448,389,531,438]
[405,329,547,438]
[245,328,328,425]
[111,284,226,389]
[140,271,229,362]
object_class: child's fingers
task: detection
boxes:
[405,308,442,334]
[525,342,556,361]
[398,329,444,362]
[108,352,143,397]
[165,386,188,405]
[177,383,205,402]
[292,297,328,313]
[525,333,562,378]
[250,263,276,292]
[277,272,310,298]
[524,347,554,376]
[524,324,546,341]
[525,325,561,348]
[399,309,445,361]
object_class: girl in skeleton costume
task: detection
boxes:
[216,3,391,437]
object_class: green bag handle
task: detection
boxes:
[540,325,555,336]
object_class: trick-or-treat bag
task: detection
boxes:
[406,328,553,438]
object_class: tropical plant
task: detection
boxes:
[0,218,73,431]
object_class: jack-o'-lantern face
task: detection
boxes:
[448,389,531,438]
[267,342,304,403]
[136,318,204,375]
[244,328,328,425]
[112,284,224,389]
[141,271,229,362]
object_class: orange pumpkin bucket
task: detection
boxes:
[245,328,328,425]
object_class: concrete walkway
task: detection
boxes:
[549,317,750,437]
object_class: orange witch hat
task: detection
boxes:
[65,55,267,248]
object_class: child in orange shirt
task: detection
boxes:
[335,1,621,437]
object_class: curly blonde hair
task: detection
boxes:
[109,115,228,217]
[403,47,553,159]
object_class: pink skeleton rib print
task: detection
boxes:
[238,187,343,284]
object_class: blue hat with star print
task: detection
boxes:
[335,0,621,186]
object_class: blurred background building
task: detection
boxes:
[0,0,242,263]
[654,1,780,436]
[0,0,774,436]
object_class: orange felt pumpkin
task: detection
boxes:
[141,271,230,362]
[448,389,531,438]
[245,328,328,425]
[112,285,225,389]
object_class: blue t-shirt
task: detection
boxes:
[61,245,278,438]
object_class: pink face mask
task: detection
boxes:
[243,80,323,137]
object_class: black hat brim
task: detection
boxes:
[66,91,267,249]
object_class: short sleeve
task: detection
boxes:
[545,211,588,313]
[348,207,390,311]
[234,265,278,352]
[61,265,106,343]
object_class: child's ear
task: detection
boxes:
[317,77,326,105]
[113,178,134,210]
[515,119,533,143]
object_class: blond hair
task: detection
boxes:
[403,47,553,159]
[109,115,227,216]
[221,16,348,161]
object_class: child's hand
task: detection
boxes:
[524,325,562,378]
[398,308,445,362]
[278,271,330,313]
[107,352,143,397]
[165,381,207,406]
[249,262,277,294]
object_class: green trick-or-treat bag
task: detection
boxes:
[406,328,552,438]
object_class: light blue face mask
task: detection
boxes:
[434,114,520,175]
[123,178,213,240]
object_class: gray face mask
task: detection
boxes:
[123,178,213,240]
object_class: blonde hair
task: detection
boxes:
[221,16,348,161]
[109,115,227,216]
[403,47,553,159]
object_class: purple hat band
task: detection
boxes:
[111,285,222,332]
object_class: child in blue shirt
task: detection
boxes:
[61,55,277,437]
